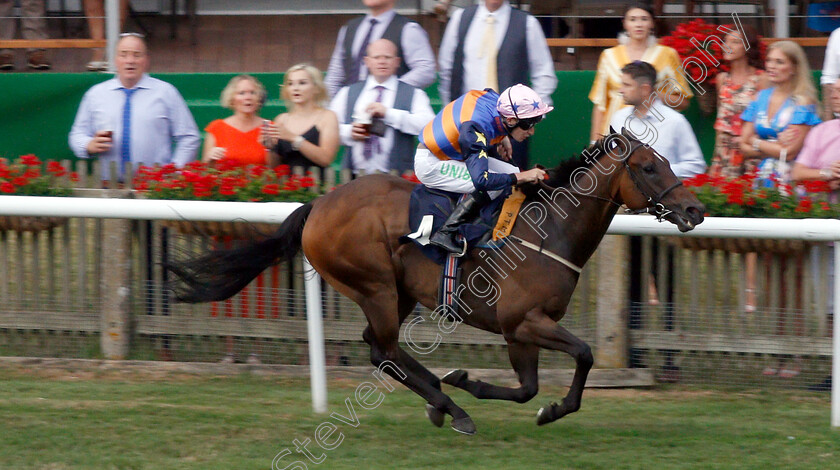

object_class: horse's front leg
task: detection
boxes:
[441,342,540,404]
[513,312,593,425]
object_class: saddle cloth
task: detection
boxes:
[401,184,527,265]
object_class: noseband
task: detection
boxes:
[620,140,682,222]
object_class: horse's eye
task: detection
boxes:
[642,164,655,174]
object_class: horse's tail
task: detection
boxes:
[167,202,314,303]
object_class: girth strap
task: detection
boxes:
[507,235,582,274]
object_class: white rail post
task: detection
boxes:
[105,0,119,70]
[773,0,789,38]
[303,256,328,414]
[833,242,839,428]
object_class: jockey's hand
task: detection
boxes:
[351,123,369,141]
[366,102,387,118]
[497,137,513,161]
[515,167,547,185]
[86,131,113,155]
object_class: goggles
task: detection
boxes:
[516,115,544,130]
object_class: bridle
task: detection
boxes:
[515,135,682,274]
[620,140,683,222]
[538,135,683,222]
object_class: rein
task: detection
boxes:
[539,138,683,222]
[515,135,683,272]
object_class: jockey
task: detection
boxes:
[414,84,552,256]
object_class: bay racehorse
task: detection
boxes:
[167,130,704,435]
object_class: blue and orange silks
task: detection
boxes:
[419,89,516,192]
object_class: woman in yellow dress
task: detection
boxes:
[589,3,694,141]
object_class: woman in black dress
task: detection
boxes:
[264,64,340,174]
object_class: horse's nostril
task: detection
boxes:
[687,206,705,223]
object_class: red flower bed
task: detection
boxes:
[683,172,840,218]
[0,155,77,196]
[660,19,767,86]
[134,160,320,203]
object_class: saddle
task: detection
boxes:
[400,185,527,265]
[401,184,528,317]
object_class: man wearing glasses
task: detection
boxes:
[69,33,200,185]
[414,84,551,256]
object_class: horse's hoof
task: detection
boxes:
[451,417,476,435]
[536,402,557,426]
[425,403,445,428]
[442,369,468,387]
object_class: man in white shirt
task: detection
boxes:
[69,33,199,184]
[821,26,840,120]
[609,61,706,179]
[330,39,435,174]
[324,0,436,98]
[437,0,556,169]
[609,61,705,380]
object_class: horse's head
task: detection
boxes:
[610,128,705,232]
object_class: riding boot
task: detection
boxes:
[430,191,490,257]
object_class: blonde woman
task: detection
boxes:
[589,3,693,141]
[264,64,340,171]
[740,41,821,173]
[202,75,271,166]
[739,41,820,379]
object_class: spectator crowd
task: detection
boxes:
[16,0,837,378]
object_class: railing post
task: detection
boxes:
[303,256,328,414]
[105,0,119,71]
[100,190,133,359]
[595,234,628,368]
[832,242,839,428]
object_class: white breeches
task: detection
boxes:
[413,147,519,200]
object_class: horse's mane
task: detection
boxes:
[520,135,612,200]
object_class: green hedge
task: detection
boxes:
[0,71,742,169]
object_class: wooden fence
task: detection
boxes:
[0,161,833,385]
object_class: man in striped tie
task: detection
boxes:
[69,33,199,186]
[330,38,435,175]
[324,0,436,98]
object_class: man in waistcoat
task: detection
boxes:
[330,39,435,174]
[324,0,436,98]
[437,0,557,169]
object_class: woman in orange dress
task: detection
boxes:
[202,75,271,166]
[202,75,272,365]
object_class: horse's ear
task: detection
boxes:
[608,125,617,135]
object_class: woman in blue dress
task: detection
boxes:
[738,41,821,379]
[740,40,821,179]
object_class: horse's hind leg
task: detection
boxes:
[364,324,445,428]
[361,293,476,435]
[442,342,540,404]
[363,325,441,391]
